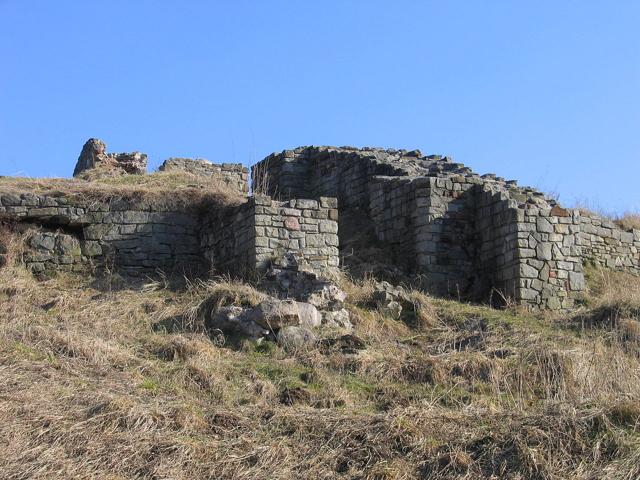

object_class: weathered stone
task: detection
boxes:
[283,216,300,231]
[29,233,56,251]
[296,302,322,328]
[248,299,302,330]
[322,308,353,330]
[206,306,269,340]
[276,326,316,350]
[568,271,585,291]
[536,217,553,233]
[73,138,107,176]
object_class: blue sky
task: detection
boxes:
[1,1,638,213]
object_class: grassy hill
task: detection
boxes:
[1,229,639,479]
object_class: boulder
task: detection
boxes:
[382,300,403,320]
[248,299,301,330]
[297,302,322,328]
[371,281,412,319]
[276,326,316,350]
[206,306,269,341]
[248,299,322,330]
[307,283,347,310]
[260,262,347,311]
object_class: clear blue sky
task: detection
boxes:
[1,1,638,213]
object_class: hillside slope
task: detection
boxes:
[1,232,639,479]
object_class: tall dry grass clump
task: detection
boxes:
[615,212,640,232]
[581,267,640,326]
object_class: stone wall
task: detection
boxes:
[474,186,521,302]
[254,147,423,209]
[25,231,85,274]
[0,192,203,276]
[252,196,339,273]
[252,146,623,309]
[417,176,478,296]
[159,158,249,195]
[514,205,583,309]
[0,189,340,280]
[200,200,256,277]
[201,196,340,277]
[579,213,640,274]
[368,176,420,273]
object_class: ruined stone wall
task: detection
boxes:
[200,201,256,278]
[512,206,584,309]
[418,176,478,296]
[4,141,639,311]
[475,187,521,303]
[0,188,340,280]
[200,195,339,277]
[159,158,249,195]
[253,196,339,273]
[254,147,411,209]
[368,176,420,273]
[579,213,640,274]
[252,146,607,309]
[0,192,203,276]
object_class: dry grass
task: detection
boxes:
[580,267,640,325]
[1,254,640,478]
[616,213,640,232]
[0,170,245,210]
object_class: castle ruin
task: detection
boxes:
[0,139,638,310]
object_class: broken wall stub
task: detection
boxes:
[73,138,147,177]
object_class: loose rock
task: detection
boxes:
[276,326,316,350]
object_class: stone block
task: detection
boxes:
[569,271,585,291]
[537,217,553,233]
[319,220,338,234]
[536,243,552,261]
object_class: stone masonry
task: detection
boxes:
[1,140,638,310]
[0,192,338,279]
[253,146,639,309]
[0,139,338,279]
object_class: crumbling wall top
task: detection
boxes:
[73,138,147,177]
